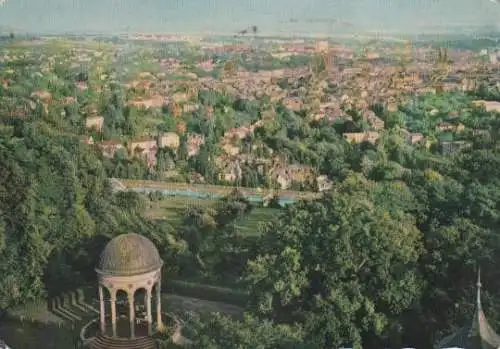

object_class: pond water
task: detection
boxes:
[129,187,296,206]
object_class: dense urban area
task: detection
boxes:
[2,31,500,349]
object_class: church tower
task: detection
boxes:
[435,270,500,349]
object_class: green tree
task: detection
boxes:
[245,174,423,348]
[180,205,217,270]
[187,313,304,349]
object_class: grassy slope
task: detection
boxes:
[145,196,280,237]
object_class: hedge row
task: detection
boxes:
[165,279,249,307]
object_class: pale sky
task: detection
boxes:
[0,0,499,35]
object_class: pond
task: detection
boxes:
[129,187,296,206]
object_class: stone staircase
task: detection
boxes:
[89,335,157,349]
[49,290,99,325]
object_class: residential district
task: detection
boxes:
[2,32,500,349]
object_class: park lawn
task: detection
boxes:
[0,319,77,349]
[236,206,278,236]
[163,294,243,319]
[145,196,280,237]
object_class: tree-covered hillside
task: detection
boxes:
[0,120,180,309]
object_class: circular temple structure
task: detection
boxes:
[97,234,163,277]
[83,233,165,349]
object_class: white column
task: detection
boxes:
[99,286,105,334]
[128,292,135,339]
[111,291,117,338]
[146,288,152,336]
[156,279,162,329]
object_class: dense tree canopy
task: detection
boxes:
[244,174,423,348]
[186,313,304,349]
[0,120,180,309]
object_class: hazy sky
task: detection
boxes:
[0,0,500,35]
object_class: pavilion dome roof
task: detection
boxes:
[96,233,163,277]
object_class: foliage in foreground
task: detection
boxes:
[186,313,305,349]
[0,121,180,309]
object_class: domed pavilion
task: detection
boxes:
[89,233,164,349]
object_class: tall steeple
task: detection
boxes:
[477,268,482,310]
[435,269,500,349]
